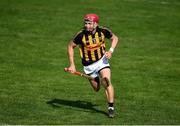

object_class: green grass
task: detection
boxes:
[0,0,180,124]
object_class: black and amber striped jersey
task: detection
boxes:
[73,26,113,66]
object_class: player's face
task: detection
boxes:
[84,21,96,32]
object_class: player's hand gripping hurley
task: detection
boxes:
[64,68,94,81]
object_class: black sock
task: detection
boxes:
[108,102,114,107]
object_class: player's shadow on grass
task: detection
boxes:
[47,98,107,116]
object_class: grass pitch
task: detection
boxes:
[0,0,180,124]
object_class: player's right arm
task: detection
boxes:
[65,40,77,73]
[64,30,83,73]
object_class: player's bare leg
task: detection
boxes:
[99,68,115,118]
[89,77,100,92]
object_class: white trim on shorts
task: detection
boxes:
[83,55,110,78]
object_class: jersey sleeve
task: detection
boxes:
[72,30,83,45]
[102,27,113,39]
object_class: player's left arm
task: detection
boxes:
[110,34,119,52]
[106,33,119,59]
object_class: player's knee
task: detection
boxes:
[90,79,100,92]
[94,86,100,92]
[101,77,110,89]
